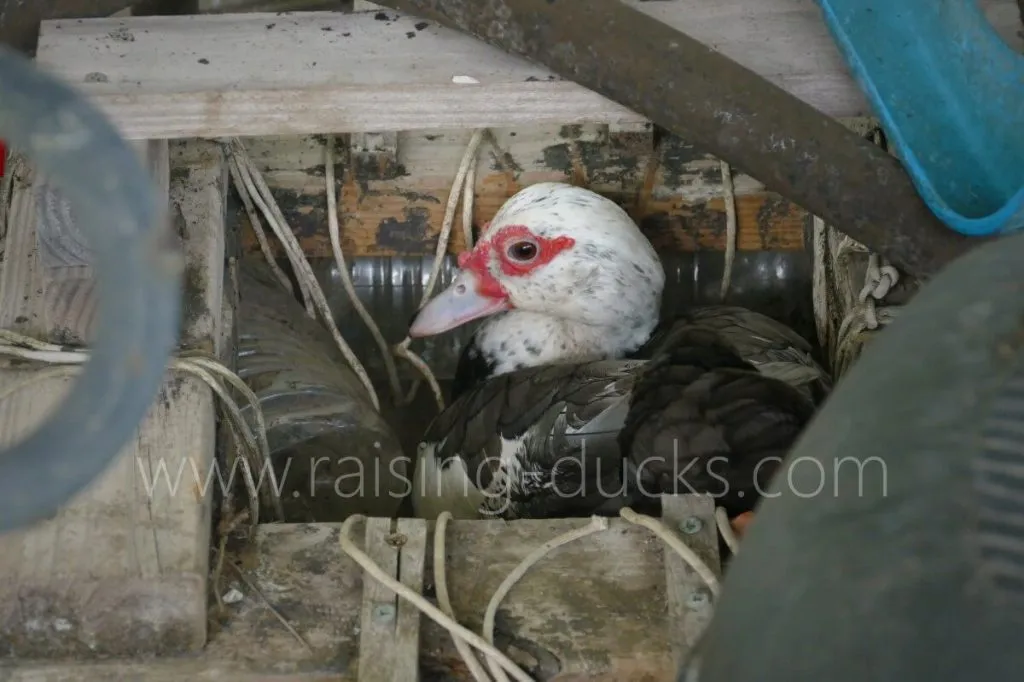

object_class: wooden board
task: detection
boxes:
[32,3,1022,140]
[0,505,721,680]
[33,141,169,270]
[357,518,427,682]
[0,139,227,658]
[235,127,810,259]
[662,496,721,671]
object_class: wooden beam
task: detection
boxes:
[32,3,1021,139]
[235,128,809,259]
[241,184,808,257]
[350,131,400,183]
[34,140,168,270]
[1,504,720,679]
[33,11,638,140]
[0,139,226,658]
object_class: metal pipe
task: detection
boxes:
[0,45,182,533]
[378,0,986,279]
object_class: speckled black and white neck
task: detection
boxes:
[451,310,657,400]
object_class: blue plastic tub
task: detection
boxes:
[816,0,1024,235]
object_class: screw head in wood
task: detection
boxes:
[680,517,703,534]
[372,603,396,623]
[686,589,710,609]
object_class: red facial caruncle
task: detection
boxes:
[407,224,576,337]
[458,224,576,301]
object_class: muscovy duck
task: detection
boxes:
[641,305,831,405]
[412,181,666,396]
[407,182,828,522]
[411,327,816,521]
[410,182,830,402]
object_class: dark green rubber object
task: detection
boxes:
[682,228,1024,681]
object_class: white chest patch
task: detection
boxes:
[475,312,627,378]
[411,436,532,520]
[411,442,484,520]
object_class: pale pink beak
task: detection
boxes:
[408,270,510,337]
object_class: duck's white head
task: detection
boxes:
[409,182,665,374]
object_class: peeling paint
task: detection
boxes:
[376,206,432,251]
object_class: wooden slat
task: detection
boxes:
[235,127,809,259]
[0,139,226,658]
[32,3,1021,140]
[350,131,400,182]
[357,518,426,682]
[393,519,427,680]
[34,140,168,271]
[241,184,808,257]
[0,503,720,680]
[33,11,638,140]
[661,495,721,671]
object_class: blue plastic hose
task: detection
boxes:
[0,45,182,533]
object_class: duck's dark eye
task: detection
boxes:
[506,240,538,262]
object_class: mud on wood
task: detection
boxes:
[0,140,226,659]
[3,511,720,680]
[235,126,810,259]
[219,516,717,680]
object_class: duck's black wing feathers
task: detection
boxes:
[424,359,643,519]
[620,327,817,517]
[450,335,497,402]
[638,305,833,405]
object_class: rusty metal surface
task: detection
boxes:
[377,0,987,279]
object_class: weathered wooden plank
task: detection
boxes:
[256,185,806,257]
[33,141,168,270]
[394,519,428,679]
[357,518,426,682]
[235,127,809,258]
[0,139,226,658]
[350,131,400,184]
[32,11,639,140]
[662,495,721,671]
[238,189,807,257]
[31,4,1020,140]
[0,504,720,680]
